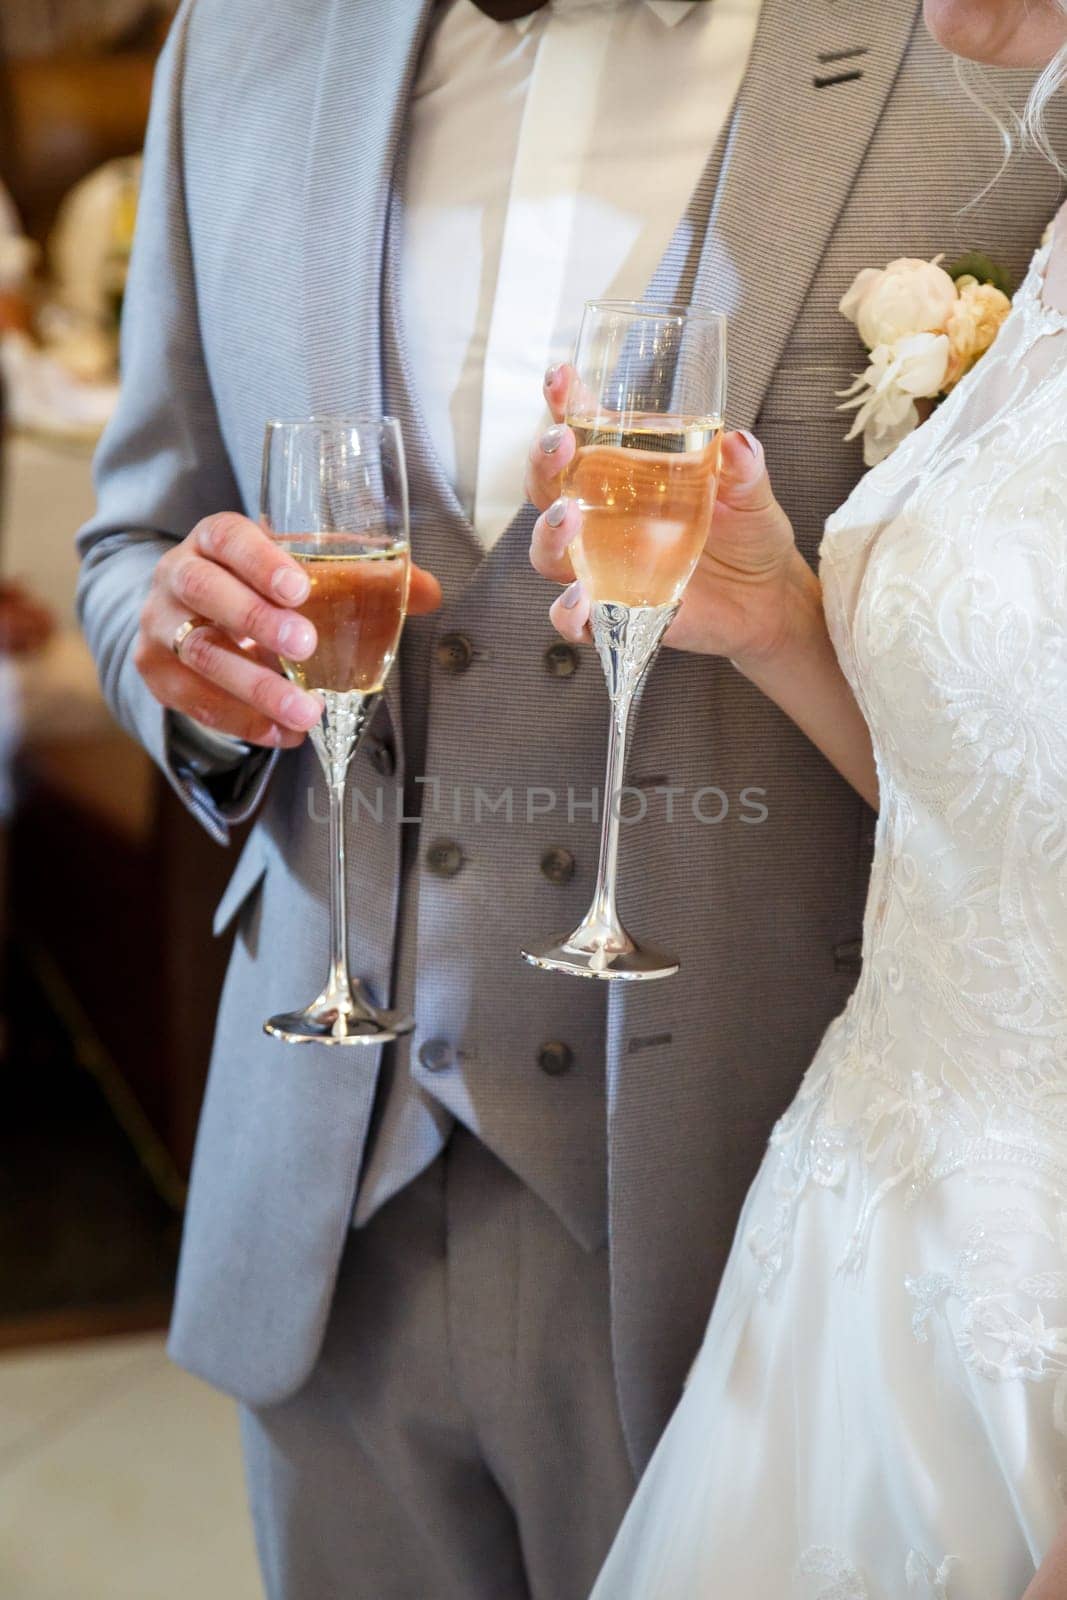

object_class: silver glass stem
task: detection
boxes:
[310,690,373,1030]
[583,601,677,958]
[521,600,681,981]
[264,690,415,1044]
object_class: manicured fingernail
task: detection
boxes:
[278,617,314,655]
[272,566,309,604]
[544,363,562,388]
[545,497,568,528]
[562,581,583,610]
[738,430,761,458]
[280,690,320,726]
[541,424,565,455]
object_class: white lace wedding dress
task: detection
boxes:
[592,234,1067,1599]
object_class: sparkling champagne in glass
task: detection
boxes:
[261,416,414,1043]
[522,301,726,980]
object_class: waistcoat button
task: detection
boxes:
[537,1040,573,1077]
[418,1038,454,1073]
[540,847,576,885]
[426,838,464,878]
[544,641,580,678]
[436,633,474,674]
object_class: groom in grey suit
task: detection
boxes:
[77,0,1063,1595]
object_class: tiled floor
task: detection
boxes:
[0,1333,263,1600]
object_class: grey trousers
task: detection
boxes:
[239,1129,636,1600]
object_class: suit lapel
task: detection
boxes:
[301,0,436,420]
[690,0,921,428]
[301,0,437,747]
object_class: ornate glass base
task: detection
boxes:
[521,932,678,982]
[264,983,414,1046]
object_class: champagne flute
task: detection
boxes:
[522,301,727,981]
[261,416,414,1043]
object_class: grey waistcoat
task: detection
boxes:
[352,122,732,1247]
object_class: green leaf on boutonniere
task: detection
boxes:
[946,252,1015,297]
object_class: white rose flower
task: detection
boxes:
[838,331,950,467]
[838,267,883,327]
[839,257,958,350]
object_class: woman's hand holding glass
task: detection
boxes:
[525,364,810,670]
[526,366,878,813]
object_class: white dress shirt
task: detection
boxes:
[401,0,763,548]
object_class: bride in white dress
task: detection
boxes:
[527,4,1067,1595]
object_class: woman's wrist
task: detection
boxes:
[730,550,827,688]
[728,549,877,808]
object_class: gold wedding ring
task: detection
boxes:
[172,615,208,660]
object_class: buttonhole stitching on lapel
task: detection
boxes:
[816,46,869,65]
[814,69,865,89]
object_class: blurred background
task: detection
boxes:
[0,5,261,1594]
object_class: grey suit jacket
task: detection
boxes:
[77,0,1065,1469]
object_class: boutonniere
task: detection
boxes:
[837,253,1013,466]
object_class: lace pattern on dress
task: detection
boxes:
[749,238,1067,1293]
[906,1205,1067,1422]
[798,1546,956,1599]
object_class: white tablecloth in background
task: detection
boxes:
[3,433,97,628]
[0,432,150,835]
